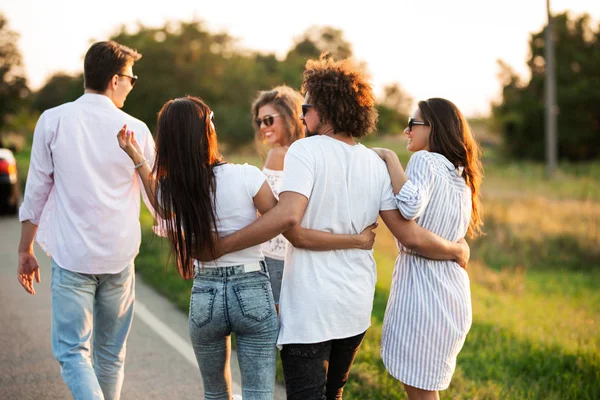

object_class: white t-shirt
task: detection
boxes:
[195,163,266,268]
[277,135,396,345]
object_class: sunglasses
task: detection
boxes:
[255,114,280,128]
[118,73,138,86]
[407,117,430,131]
[301,104,314,117]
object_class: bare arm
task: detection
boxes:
[371,148,407,195]
[216,189,305,256]
[116,125,168,219]
[379,209,470,268]
[282,223,376,251]
[17,221,41,295]
[253,181,376,251]
[264,146,287,170]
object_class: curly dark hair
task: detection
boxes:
[302,55,378,139]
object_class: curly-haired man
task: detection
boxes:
[218,55,468,399]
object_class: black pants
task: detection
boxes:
[280,331,366,400]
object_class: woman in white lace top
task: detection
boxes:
[251,86,305,306]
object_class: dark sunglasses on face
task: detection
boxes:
[408,117,430,131]
[301,104,314,117]
[118,73,138,86]
[255,114,280,128]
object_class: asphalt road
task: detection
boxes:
[0,215,286,399]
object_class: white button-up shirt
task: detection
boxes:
[19,93,156,274]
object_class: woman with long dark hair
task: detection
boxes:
[116,95,375,399]
[374,98,483,400]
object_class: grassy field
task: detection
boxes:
[16,132,599,399]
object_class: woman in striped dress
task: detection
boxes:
[374,98,483,399]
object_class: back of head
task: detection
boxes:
[154,96,222,278]
[251,85,304,153]
[84,41,141,92]
[302,55,378,139]
[418,98,483,237]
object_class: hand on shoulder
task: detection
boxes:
[371,147,397,161]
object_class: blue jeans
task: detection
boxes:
[50,260,135,400]
[188,261,279,400]
[264,257,284,304]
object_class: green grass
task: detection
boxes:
[133,139,600,398]
[14,129,599,399]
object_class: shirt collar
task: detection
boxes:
[436,153,463,176]
[76,93,118,109]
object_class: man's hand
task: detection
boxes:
[358,223,378,250]
[18,251,40,295]
[455,238,471,269]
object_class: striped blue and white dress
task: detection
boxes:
[380,150,473,391]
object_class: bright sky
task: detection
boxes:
[2,0,598,117]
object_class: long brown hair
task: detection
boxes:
[418,98,484,237]
[153,96,223,278]
[251,85,304,157]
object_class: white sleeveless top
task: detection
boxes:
[260,167,288,260]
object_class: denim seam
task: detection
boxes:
[222,278,231,330]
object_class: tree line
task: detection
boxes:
[1,12,599,159]
[494,12,600,161]
[1,16,411,148]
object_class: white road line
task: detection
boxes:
[134,300,243,394]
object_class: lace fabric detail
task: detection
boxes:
[261,168,288,259]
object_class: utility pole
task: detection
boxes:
[545,0,558,177]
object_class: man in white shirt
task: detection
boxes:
[17,41,155,400]
[217,56,469,399]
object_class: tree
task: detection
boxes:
[31,73,83,112]
[376,83,413,135]
[283,26,354,88]
[493,12,600,161]
[31,22,371,148]
[0,13,29,131]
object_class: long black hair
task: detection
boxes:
[153,96,223,278]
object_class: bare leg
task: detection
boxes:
[404,384,440,400]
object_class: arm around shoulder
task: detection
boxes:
[379,209,467,264]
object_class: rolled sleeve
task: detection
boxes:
[19,112,54,224]
[395,151,434,220]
